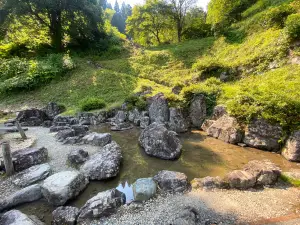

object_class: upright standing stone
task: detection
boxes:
[189,94,206,128]
[282,131,300,162]
[149,93,169,124]
[168,108,188,133]
[1,142,14,176]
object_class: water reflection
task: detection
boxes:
[116,181,134,203]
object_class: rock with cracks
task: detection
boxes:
[0,184,42,212]
[41,171,89,206]
[77,188,126,223]
[139,123,182,160]
[207,115,243,144]
[43,102,62,120]
[282,131,300,162]
[52,206,79,225]
[12,163,51,187]
[68,149,89,166]
[0,210,45,225]
[149,93,169,124]
[226,170,256,189]
[154,170,188,193]
[168,108,188,133]
[12,147,48,172]
[80,141,122,180]
[243,118,283,152]
[16,108,50,126]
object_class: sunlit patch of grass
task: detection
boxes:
[280,174,300,187]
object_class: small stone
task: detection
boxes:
[52,206,79,225]
[68,149,89,165]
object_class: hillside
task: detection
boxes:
[1,0,300,132]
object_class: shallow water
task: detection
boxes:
[16,124,299,224]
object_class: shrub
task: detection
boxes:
[285,13,300,40]
[263,4,295,28]
[79,97,106,111]
[125,95,148,111]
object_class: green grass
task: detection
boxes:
[280,174,300,187]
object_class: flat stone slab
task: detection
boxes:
[12,163,51,187]
[0,127,29,133]
[41,171,89,206]
[0,184,42,212]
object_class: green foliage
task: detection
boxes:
[0,53,75,93]
[79,97,106,111]
[280,174,300,187]
[125,95,148,111]
[285,13,300,40]
[263,4,295,28]
[221,65,300,131]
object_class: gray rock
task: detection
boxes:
[54,116,78,125]
[133,118,141,126]
[282,131,300,162]
[41,171,89,206]
[207,115,243,144]
[226,170,256,189]
[70,125,89,137]
[55,129,75,142]
[80,141,122,180]
[16,109,50,126]
[0,210,44,225]
[63,136,82,145]
[81,132,112,147]
[50,126,70,133]
[172,206,200,225]
[98,111,108,123]
[12,163,51,187]
[68,149,89,165]
[139,123,182,160]
[128,109,140,122]
[77,112,98,126]
[149,93,169,124]
[243,160,281,186]
[52,206,79,225]
[201,119,215,132]
[140,116,150,129]
[133,178,157,201]
[154,170,188,193]
[4,123,14,127]
[243,119,283,152]
[141,111,149,117]
[12,147,48,172]
[211,105,227,120]
[189,94,206,128]
[111,122,133,131]
[77,188,126,223]
[43,102,62,120]
[168,108,188,133]
[42,120,53,128]
[0,185,42,212]
[113,111,127,124]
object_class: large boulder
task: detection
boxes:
[43,102,62,120]
[243,160,281,186]
[112,111,127,124]
[139,123,182,160]
[0,184,43,212]
[243,119,283,152]
[77,112,99,126]
[191,176,227,190]
[168,108,188,133]
[207,115,243,144]
[41,171,89,206]
[70,125,89,137]
[0,210,44,225]
[55,129,75,142]
[12,163,51,187]
[77,189,126,223]
[201,119,215,132]
[16,109,50,126]
[133,178,157,201]
[68,149,89,166]
[81,132,112,147]
[52,206,79,225]
[80,141,122,180]
[154,170,188,193]
[53,115,78,126]
[12,147,48,172]
[282,131,300,162]
[189,94,206,128]
[226,170,256,189]
[149,93,169,124]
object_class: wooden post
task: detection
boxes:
[1,142,14,176]
[16,121,27,140]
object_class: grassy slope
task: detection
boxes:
[1,0,299,127]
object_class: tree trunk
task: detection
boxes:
[50,10,63,52]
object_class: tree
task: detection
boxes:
[2,0,104,51]
[164,0,197,42]
[127,0,172,45]
[114,0,120,13]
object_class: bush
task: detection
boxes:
[285,13,300,40]
[125,95,148,111]
[79,97,106,111]
[263,4,295,28]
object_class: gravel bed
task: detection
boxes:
[0,127,100,198]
